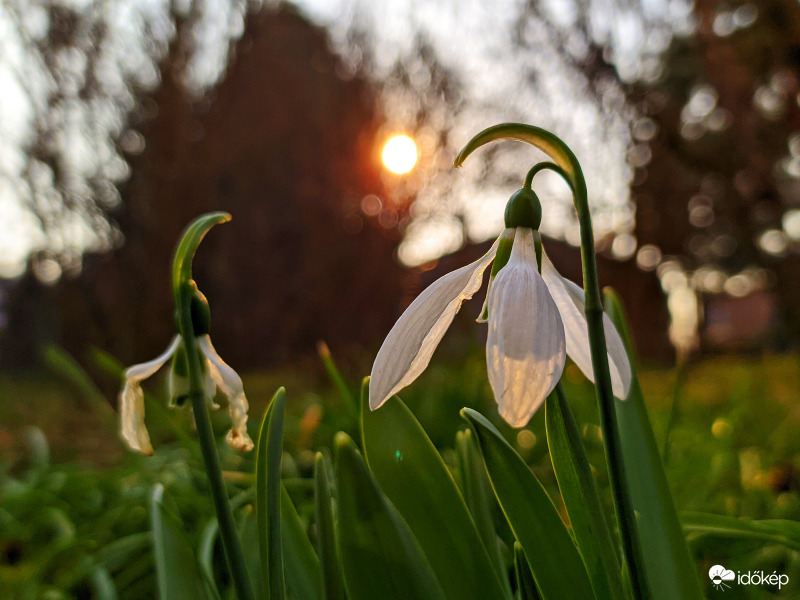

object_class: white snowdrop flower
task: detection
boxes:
[370,188,631,427]
[119,334,254,455]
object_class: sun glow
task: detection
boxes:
[381,135,418,174]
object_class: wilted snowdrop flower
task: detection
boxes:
[120,332,254,455]
[370,187,631,427]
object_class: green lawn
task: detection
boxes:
[1,349,799,598]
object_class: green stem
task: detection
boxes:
[172,214,255,600]
[662,354,690,466]
[523,161,565,190]
[456,124,650,600]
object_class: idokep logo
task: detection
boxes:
[708,565,735,591]
[708,564,790,592]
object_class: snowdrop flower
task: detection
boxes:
[370,188,631,427]
[120,334,254,455]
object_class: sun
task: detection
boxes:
[382,135,418,174]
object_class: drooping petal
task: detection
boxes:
[119,335,181,455]
[124,335,182,383]
[540,250,632,400]
[119,383,153,455]
[369,237,500,409]
[477,228,516,323]
[486,228,566,427]
[203,368,218,409]
[198,335,254,452]
[476,278,493,324]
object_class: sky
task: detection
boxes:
[0,0,694,277]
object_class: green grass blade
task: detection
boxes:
[513,542,542,600]
[197,520,217,577]
[90,566,118,600]
[150,484,209,600]
[280,484,323,600]
[197,520,224,600]
[604,289,704,600]
[314,452,346,600]
[237,505,264,592]
[93,532,151,573]
[334,432,447,600]
[256,387,286,600]
[681,512,800,551]
[40,344,115,424]
[317,341,357,417]
[455,429,511,597]
[362,384,508,600]
[545,385,624,600]
[460,408,595,600]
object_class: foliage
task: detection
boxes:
[3,347,800,599]
[2,203,798,597]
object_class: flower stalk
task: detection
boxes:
[455,124,650,600]
[172,212,256,600]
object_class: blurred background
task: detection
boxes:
[2,0,800,367]
[3,1,800,597]
[0,0,799,450]
[2,0,800,364]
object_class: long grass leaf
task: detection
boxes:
[256,387,286,600]
[280,484,323,600]
[455,428,511,596]
[545,385,624,600]
[604,289,704,600]
[681,512,800,551]
[362,386,508,600]
[314,452,346,600]
[460,408,594,600]
[334,432,446,600]
[150,484,209,600]
[513,542,541,600]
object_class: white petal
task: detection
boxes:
[477,228,516,323]
[540,251,632,399]
[203,368,219,410]
[476,274,493,324]
[198,336,254,452]
[369,237,500,409]
[486,228,566,427]
[119,336,180,455]
[198,336,240,399]
[119,382,153,455]
[124,335,181,383]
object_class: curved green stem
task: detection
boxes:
[456,124,650,600]
[172,212,256,600]
[523,161,567,190]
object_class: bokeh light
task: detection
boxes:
[382,134,418,174]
